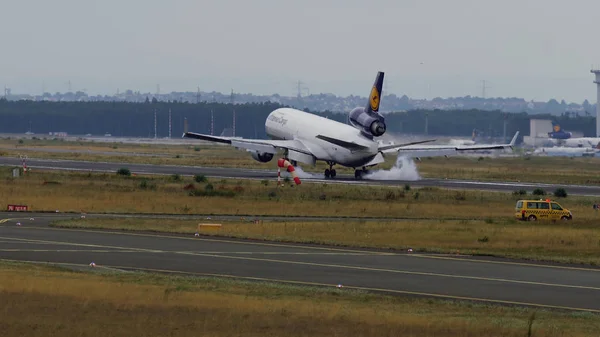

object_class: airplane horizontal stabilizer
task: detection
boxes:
[378,139,438,152]
[183,132,232,144]
[389,131,520,154]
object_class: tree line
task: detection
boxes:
[0,99,596,142]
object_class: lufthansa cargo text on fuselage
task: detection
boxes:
[267,114,288,126]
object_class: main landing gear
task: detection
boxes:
[324,162,336,179]
[354,167,370,179]
[323,163,371,180]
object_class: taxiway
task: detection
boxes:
[1,213,600,313]
[1,157,600,196]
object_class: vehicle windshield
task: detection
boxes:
[516,201,523,209]
[551,203,563,210]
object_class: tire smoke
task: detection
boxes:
[363,155,421,181]
[292,166,323,178]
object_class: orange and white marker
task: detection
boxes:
[277,158,301,185]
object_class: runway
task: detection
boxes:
[2,157,600,196]
[1,213,600,313]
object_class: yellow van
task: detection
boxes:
[514,199,572,221]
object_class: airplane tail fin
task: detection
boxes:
[365,72,384,114]
[509,131,519,148]
[551,121,562,133]
[548,121,572,139]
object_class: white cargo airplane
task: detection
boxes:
[183,71,518,179]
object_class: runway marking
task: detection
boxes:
[0,246,376,256]
[0,249,141,253]
[14,225,390,255]
[0,237,375,256]
[408,253,600,273]
[1,258,599,314]
[24,223,600,273]
[2,236,600,293]
[166,251,600,292]
[181,252,380,255]
[0,219,14,224]
[0,236,164,253]
[0,240,82,246]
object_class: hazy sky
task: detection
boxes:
[1,0,599,103]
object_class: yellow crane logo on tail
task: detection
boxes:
[369,86,380,112]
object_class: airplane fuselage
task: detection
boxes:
[264,108,381,167]
[534,146,599,157]
[549,138,600,148]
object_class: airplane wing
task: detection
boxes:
[183,132,313,155]
[377,139,440,151]
[380,131,519,155]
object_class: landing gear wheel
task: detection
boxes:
[354,168,370,180]
[325,162,336,179]
[354,170,362,179]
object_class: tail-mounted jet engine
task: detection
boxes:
[349,107,386,138]
[348,71,387,138]
[251,151,274,163]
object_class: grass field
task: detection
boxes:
[2,137,600,185]
[1,260,598,337]
[52,217,600,265]
[2,168,599,220]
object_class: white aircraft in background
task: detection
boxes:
[546,122,600,148]
[532,146,600,157]
[183,71,518,180]
[549,137,600,149]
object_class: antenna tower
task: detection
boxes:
[591,67,600,137]
[481,80,491,99]
[210,109,214,136]
[154,109,157,139]
[168,108,172,139]
[503,112,508,143]
[196,87,201,103]
[297,81,303,98]
[296,80,309,98]
[231,89,235,137]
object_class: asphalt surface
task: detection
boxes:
[1,213,600,313]
[2,157,600,196]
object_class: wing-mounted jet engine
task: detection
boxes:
[250,151,274,163]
